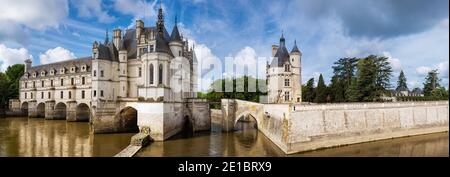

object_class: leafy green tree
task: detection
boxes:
[430,87,448,100]
[396,70,408,91]
[314,74,327,103]
[372,55,393,92]
[302,78,315,102]
[423,69,441,96]
[0,64,25,110]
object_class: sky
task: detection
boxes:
[0,0,448,91]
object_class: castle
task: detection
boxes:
[19,6,210,141]
[267,33,302,104]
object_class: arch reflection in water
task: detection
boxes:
[0,118,134,157]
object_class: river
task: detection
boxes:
[0,117,448,157]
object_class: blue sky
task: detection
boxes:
[0,0,448,91]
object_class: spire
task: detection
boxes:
[104,29,109,45]
[291,39,300,53]
[280,30,285,47]
[157,1,165,36]
[171,15,182,42]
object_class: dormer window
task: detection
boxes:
[24,73,29,78]
[60,68,65,74]
[70,66,76,73]
[50,69,55,75]
[33,72,37,77]
[41,71,46,77]
[81,65,87,72]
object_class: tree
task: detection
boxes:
[371,55,393,96]
[314,74,327,103]
[356,58,378,102]
[396,70,408,91]
[431,87,449,100]
[423,69,441,96]
[329,76,345,102]
[302,78,315,103]
[332,57,359,101]
[0,64,25,110]
[346,77,360,102]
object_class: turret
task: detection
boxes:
[170,16,183,57]
[290,40,301,68]
[24,59,32,72]
[136,19,144,40]
[92,41,99,59]
[113,29,122,48]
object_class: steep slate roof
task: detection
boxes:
[24,57,92,78]
[170,24,182,42]
[271,36,291,67]
[119,26,174,59]
[291,40,301,53]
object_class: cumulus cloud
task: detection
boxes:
[382,52,402,72]
[0,44,32,71]
[71,0,115,23]
[39,47,76,64]
[113,0,158,21]
[0,0,69,30]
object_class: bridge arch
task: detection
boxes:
[36,102,45,118]
[76,103,90,122]
[117,106,139,133]
[54,102,67,119]
[21,102,28,116]
[181,115,194,137]
[234,112,258,131]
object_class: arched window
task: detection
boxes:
[149,64,154,85]
[159,64,163,85]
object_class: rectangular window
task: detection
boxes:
[150,45,154,52]
[48,92,51,99]
[82,77,85,85]
[41,92,44,99]
[285,92,290,102]
[82,90,85,99]
[100,90,104,97]
[138,67,142,77]
[297,98,300,103]
[50,80,53,87]
[33,81,35,88]
[93,90,97,97]
[94,70,97,77]
[25,93,27,99]
[31,93,33,99]
[61,79,64,86]
[285,79,290,87]
[71,78,74,85]
[25,82,27,88]
[100,70,104,77]
[60,91,63,99]
[41,81,44,87]
[69,91,72,99]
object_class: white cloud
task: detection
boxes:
[72,0,115,23]
[437,61,449,78]
[114,0,158,21]
[0,0,69,30]
[416,66,432,76]
[0,44,32,71]
[382,51,402,72]
[39,47,76,64]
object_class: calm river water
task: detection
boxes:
[0,117,448,157]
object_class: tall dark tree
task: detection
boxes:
[356,58,378,102]
[346,77,360,102]
[396,70,408,91]
[423,69,441,96]
[0,64,25,110]
[314,74,327,103]
[332,58,359,101]
[302,78,315,103]
[329,76,345,102]
[371,55,393,95]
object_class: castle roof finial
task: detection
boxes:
[280,30,285,46]
[104,29,109,44]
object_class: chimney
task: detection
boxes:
[25,59,32,72]
[272,45,279,57]
[113,29,121,48]
[136,19,144,40]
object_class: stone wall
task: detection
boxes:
[287,101,449,154]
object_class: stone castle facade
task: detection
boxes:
[19,6,210,141]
